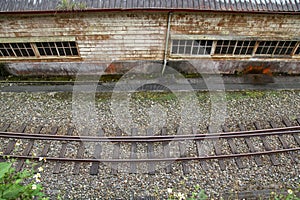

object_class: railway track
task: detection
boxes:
[0,117,299,175]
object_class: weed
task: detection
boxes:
[56,0,87,11]
[270,186,300,200]
[0,159,48,200]
[167,185,207,200]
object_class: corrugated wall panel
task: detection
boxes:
[1,11,300,63]
[171,13,300,40]
[0,12,167,61]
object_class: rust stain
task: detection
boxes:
[105,63,117,74]
[242,65,272,76]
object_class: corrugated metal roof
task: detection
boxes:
[0,0,299,13]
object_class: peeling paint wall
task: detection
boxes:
[170,13,300,39]
[0,11,299,75]
[0,12,167,62]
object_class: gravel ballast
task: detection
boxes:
[0,89,299,199]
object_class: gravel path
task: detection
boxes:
[0,89,299,199]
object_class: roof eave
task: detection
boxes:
[0,8,299,15]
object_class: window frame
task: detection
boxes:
[0,43,36,58]
[213,40,257,56]
[35,41,79,58]
[0,37,80,60]
[171,39,214,57]
[292,42,300,57]
[169,36,300,59]
[254,40,297,57]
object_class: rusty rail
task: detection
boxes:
[0,118,299,175]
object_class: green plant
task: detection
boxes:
[271,187,300,200]
[77,2,87,10]
[189,185,207,200]
[167,185,207,200]
[56,0,87,10]
[0,160,48,200]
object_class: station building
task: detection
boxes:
[0,0,299,75]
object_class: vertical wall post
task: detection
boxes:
[161,12,172,75]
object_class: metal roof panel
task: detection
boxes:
[0,0,299,13]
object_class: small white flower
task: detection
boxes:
[35,178,41,183]
[33,173,41,179]
[177,192,185,200]
[32,152,37,157]
[31,184,37,190]
[15,141,21,146]
[288,189,293,194]
[38,157,46,162]
[38,167,44,172]
[167,188,172,193]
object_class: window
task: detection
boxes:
[234,41,256,55]
[0,43,35,57]
[171,40,213,55]
[0,41,79,58]
[215,40,236,55]
[256,41,297,56]
[214,40,255,55]
[36,41,78,57]
[294,45,300,55]
[170,38,300,58]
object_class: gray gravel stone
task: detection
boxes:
[0,89,299,199]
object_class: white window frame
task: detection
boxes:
[0,36,80,60]
[35,41,79,57]
[171,39,213,57]
[213,40,256,56]
[292,42,300,57]
[255,41,297,57]
[0,43,36,57]
[170,35,300,59]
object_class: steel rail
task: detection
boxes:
[1,147,299,163]
[0,126,299,142]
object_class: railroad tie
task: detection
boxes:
[222,125,245,169]
[15,126,43,172]
[130,128,138,174]
[291,118,300,146]
[73,128,88,175]
[111,128,121,175]
[90,128,104,175]
[208,126,226,170]
[161,127,172,174]
[0,124,10,132]
[147,127,156,175]
[40,126,59,157]
[192,127,209,171]
[33,126,59,171]
[253,122,280,166]
[0,123,10,162]
[177,126,190,174]
[53,128,74,174]
[269,121,298,163]
[1,124,26,162]
[238,124,263,167]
